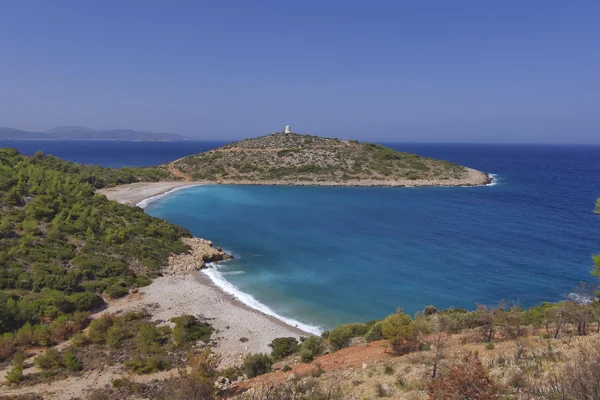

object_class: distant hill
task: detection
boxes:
[170,131,491,187]
[0,126,188,141]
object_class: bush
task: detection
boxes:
[269,337,300,360]
[423,305,438,316]
[243,353,272,378]
[0,333,16,362]
[70,332,89,347]
[106,323,135,348]
[50,313,88,342]
[171,315,213,346]
[365,321,384,342]
[300,335,324,362]
[381,309,415,340]
[428,351,501,399]
[300,349,314,363]
[34,348,63,370]
[390,337,421,356]
[5,356,25,384]
[62,347,83,371]
[70,292,103,311]
[125,356,171,374]
[328,324,367,351]
[104,285,129,299]
[87,315,114,343]
[134,323,168,354]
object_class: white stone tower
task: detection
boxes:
[284,125,291,134]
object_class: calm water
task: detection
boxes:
[0,140,227,168]
[4,140,600,332]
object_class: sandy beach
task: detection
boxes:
[97,181,203,206]
[151,274,305,365]
[97,181,310,367]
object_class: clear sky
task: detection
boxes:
[1,1,599,143]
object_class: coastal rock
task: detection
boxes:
[166,237,231,274]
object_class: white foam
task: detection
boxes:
[136,184,201,208]
[486,173,498,186]
[201,266,323,335]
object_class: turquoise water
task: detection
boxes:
[145,144,600,332]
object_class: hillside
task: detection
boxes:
[0,148,188,336]
[0,126,188,141]
[171,132,491,186]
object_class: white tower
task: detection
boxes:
[284,125,291,134]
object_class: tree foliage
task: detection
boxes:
[0,148,191,336]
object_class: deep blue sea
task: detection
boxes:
[4,140,600,333]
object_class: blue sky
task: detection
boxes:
[1,1,598,143]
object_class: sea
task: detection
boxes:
[4,139,600,334]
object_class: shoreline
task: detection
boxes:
[97,170,494,208]
[193,271,313,337]
[97,181,204,206]
[95,172,496,365]
[108,272,309,367]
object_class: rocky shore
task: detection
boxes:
[167,237,233,274]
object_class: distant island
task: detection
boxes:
[168,129,491,187]
[0,126,188,141]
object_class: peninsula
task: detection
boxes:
[169,130,491,186]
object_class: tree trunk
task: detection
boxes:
[577,321,582,336]
[488,326,494,343]
[554,326,560,339]
[432,363,437,378]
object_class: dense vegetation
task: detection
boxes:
[171,132,487,185]
[0,148,190,342]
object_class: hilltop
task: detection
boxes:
[171,132,490,186]
[0,126,188,141]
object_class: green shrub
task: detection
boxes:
[62,347,83,371]
[0,333,16,362]
[125,356,171,374]
[243,353,272,378]
[300,348,314,363]
[70,332,89,347]
[34,348,63,370]
[104,285,129,299]
[70,292,103,311]
[87,315,114,343]
[134,323,167,354]
[106,324,135,348]
[381,309,415,340]
[268,337,300,360]
[300,335,324,362]
[5,356,25,384]
[15,322,34,346]
[327,324,367,351]
[171,315,213,346]
[365,321,384,342]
